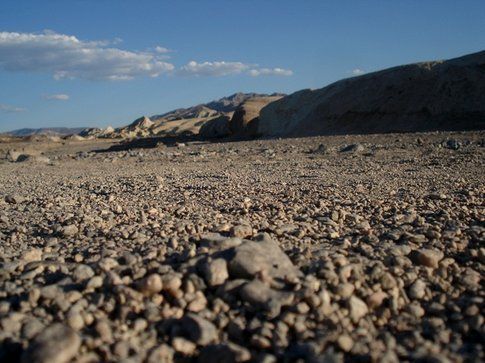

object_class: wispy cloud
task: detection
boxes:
[179,61,293,77]
[43,93,69,101]
[0,103,25,112]
[0,31,174,81]
[351,68,365,76]
[248,67,293,77]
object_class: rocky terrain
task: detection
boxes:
[0,130,483,362]
[258,51,485,137]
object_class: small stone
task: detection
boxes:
[181,314,217,346]
[86,275,103,290]
[172,337,196,355]
[21,323,81,363]
[187,291,207,312]
[337,335,354,352]
[5,194,24,204]
[21,319,45,340]
[73,264,95,282]
[95,320,112,342]
[61,224,78,237]
[336,283,354,298]
[147,344,175,363]
[138,273,163,295]
[367,291,387,309]
[340,143,364,153]
[413,249,444,269]
[21,249,42,262]
[408,279,426,299]
[162,273,183,297]
[348,296,368,323]
[199,343,251,363]
[203,258,229,287]
[67,313,84,331]
[230,224,253,238]
[407,302,425,318]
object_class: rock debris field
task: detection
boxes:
[0,131,483,363]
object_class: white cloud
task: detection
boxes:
[0,30,292,81]
[0,103,25,112]
[179,61,250,76]
[0,31,174,81]
[248,67,293,77]
[155,46,170,54]
[43,93,69,101]
[179,61,293,77]
[351,68,365,76]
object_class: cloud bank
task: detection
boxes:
[0,31,174,81]
[0,31,293,81]
[351,68,365,76]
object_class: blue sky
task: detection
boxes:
[0,0,484,132]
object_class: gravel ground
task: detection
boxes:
[0,131,483,363]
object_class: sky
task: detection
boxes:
[0,0,484,132]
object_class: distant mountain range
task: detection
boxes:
[3,127,87,137]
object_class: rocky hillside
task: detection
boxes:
[103,93,284,139]
[258,50,485,137]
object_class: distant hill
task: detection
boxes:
[3,127,87,137]
[150,92,284,121]
[258,50,485,137]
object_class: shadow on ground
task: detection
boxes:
[94,134,253,153]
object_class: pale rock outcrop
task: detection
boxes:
[258,50,485,137]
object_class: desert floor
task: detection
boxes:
[0,131,483,362]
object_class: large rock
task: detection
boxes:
[225,233,302,282]
[258,50,485,137]
[229,96,283,137]
[21,323,81,363]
